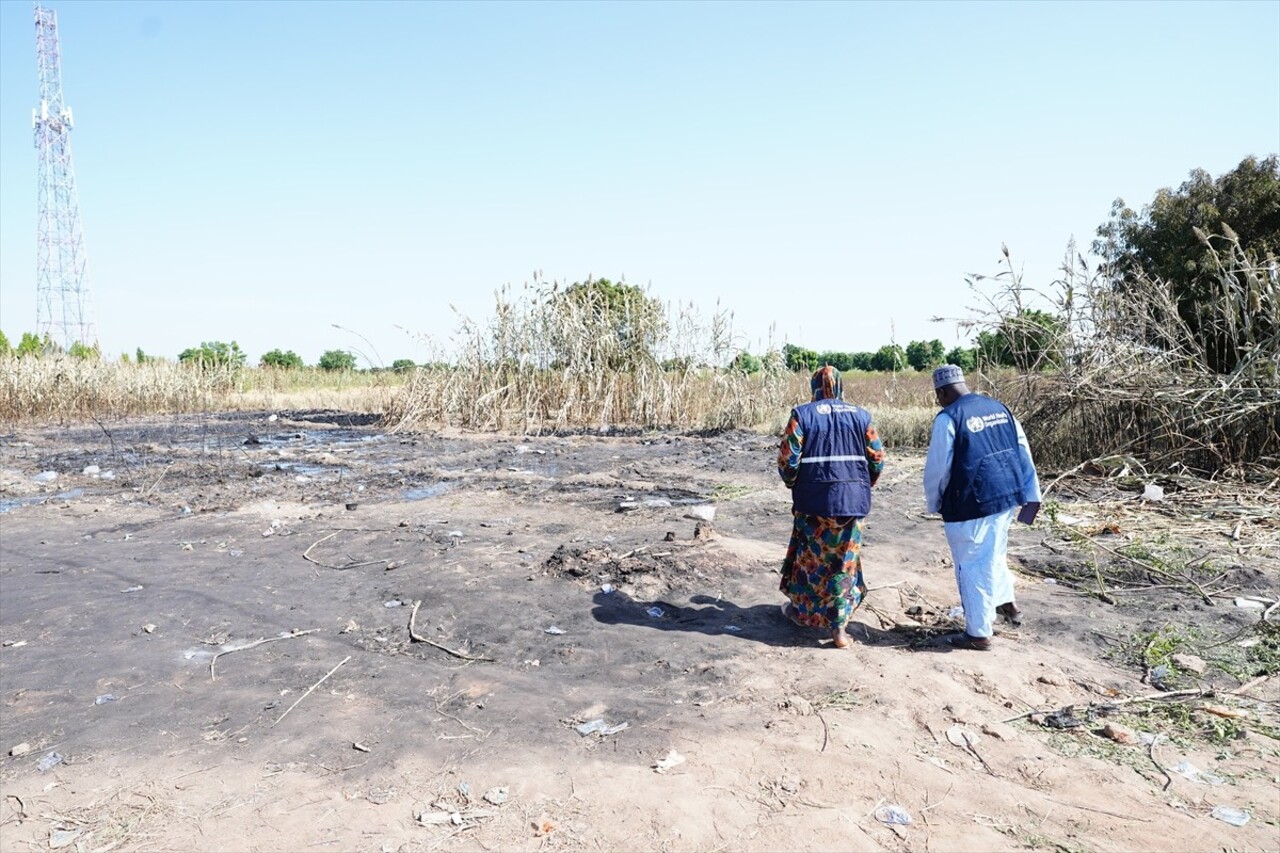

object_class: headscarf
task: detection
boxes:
[810,365,842,401]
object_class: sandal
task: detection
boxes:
[944,632,992,651]
[997,602,1023,627]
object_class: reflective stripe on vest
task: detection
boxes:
[799,455,866,464]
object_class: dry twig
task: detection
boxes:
[408,600,495,663]
[209,629,319,681]
[272,655,352,727]
[302,531,389,570]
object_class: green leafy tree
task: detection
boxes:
[0,330,10,356]
[905,339,946,371]
[16,332,43,358]
[817,351,854,371]
[318,349,358,371]
[391,358,416,372]
[548,278,667,371]
[870,344,907,372]
[67,341,98,360]
[782,343,819,373]
[178,340,246,368]
[1094,155,1280,372]
[945,346,977,372]
[974,311,1062,369]
[728,351,762,374]
[260,348,305,369]
[848,352,875,371]
[135,347,152,364]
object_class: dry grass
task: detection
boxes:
[0,359,403,423]
[961,235,1279,474]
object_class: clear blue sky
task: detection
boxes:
[1,0,1277,366]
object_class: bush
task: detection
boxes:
[0,331,9,356]
[178,341,246,369]
[67,341,98,360]
[728,351,761,374]
[261,348,305,369]
[391,358,416,372]
[318,349,357,371]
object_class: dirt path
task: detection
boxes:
[1,411,1277,852]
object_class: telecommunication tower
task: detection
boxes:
[33,2,95,350]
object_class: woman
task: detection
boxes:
[777,366,885,648]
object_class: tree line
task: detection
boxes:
[4,154,1273,379]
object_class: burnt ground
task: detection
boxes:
[0,410,1277,852]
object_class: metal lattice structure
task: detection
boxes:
[33,3,95,350]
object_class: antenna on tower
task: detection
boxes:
[33,2,96,351]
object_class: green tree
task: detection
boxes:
[848,352,875,371]
[945,346,977,372]
[135,347,152,364]
[782,343,819,373]
[728,351,762,374]
[0,330,10,356]
[974,311,1062,369]
[318,349,358,371]
[260,348,305,369]
[391,358,416,372]
[16,332,43,358]
[67,341,98,360]
[905,339,946,371]
[1094,155,1280,372]
[817,351,854,371]
[870,344,907,372]
[178,340,246,368]
[547,278,667,371]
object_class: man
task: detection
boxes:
[778,365,886,649]
[923,364,1041,651]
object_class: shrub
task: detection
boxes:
[178,340,246,369]
[318,349,358,371]
[261,348,305,369]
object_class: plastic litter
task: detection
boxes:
[646,607,664,619]
[947,606,965,620]
[874,804,913,826]
[1210,806,1250,826]
[544,626,567,635]
[1233,598,1266,610]
[576,719,629,737]
[383,600,403,608]
[600,584,615,594]
[641,498,672,509]
[94,694,117,705]
[482,786,507,805]
[653,749,686,773]
[37,751,64,772]
[82,465,100,476]
[1140,483,1165,501]
[33,471,57,484]
[687,505,716,521]
[49,828,83,849]
[121,585,143,594]
[724,625,742,632]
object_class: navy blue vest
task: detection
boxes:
[791,400,873,518]
[939,394,1030,522]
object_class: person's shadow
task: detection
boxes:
[590,590,898,648]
